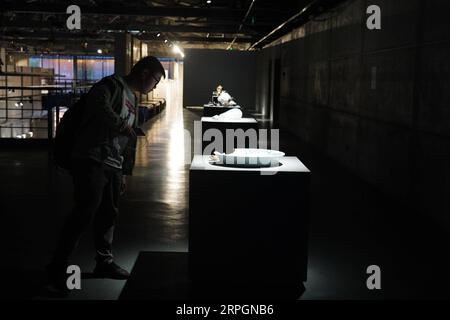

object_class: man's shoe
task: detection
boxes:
[44,263,70,297]
[93,261,130,280]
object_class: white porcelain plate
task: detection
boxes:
[212,148,285,168]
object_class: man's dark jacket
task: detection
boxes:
[71,74,138,175]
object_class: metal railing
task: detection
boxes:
[0,67,92,140]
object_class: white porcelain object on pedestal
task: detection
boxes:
[212,108,243,120]
[212,148,285,167]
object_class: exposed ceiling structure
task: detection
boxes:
[1,0,345,55]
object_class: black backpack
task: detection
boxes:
[53,95,87,171]
[53,76,123,171]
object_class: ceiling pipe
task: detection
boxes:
[226,0,257,50]
[248,0,326,50]
[3,3,260,19]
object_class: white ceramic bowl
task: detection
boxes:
[213,148,285,167]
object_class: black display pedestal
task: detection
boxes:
[203,105,240,117]
[189,156,311,290]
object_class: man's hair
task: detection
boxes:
[130,56,165,78]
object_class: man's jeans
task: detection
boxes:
[52,159,122,266]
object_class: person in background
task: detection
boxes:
[46,56,165,294]
[216,84,223,95]
[212,84,223,104]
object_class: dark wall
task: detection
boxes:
[183,49,256,110]
[255,0,450,231]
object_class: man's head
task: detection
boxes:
[127,56,165,94]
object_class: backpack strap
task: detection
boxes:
[102,75,124,112]
[77,75,123,127]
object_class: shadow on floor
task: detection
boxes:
[119,252,305,300]
[0,268,50,299]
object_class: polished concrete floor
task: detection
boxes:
[1,91,450,300]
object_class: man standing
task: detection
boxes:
[47,56,165,292]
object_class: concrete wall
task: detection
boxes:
[183,49,256,109]
[255,0,450,231]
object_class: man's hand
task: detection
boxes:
[120,175,127,196]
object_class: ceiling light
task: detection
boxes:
[157,33,161,37]
[172,45,181,53]
[172,45,185,58]
[207,0,212,3]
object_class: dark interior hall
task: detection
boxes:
[0,0,449,302]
